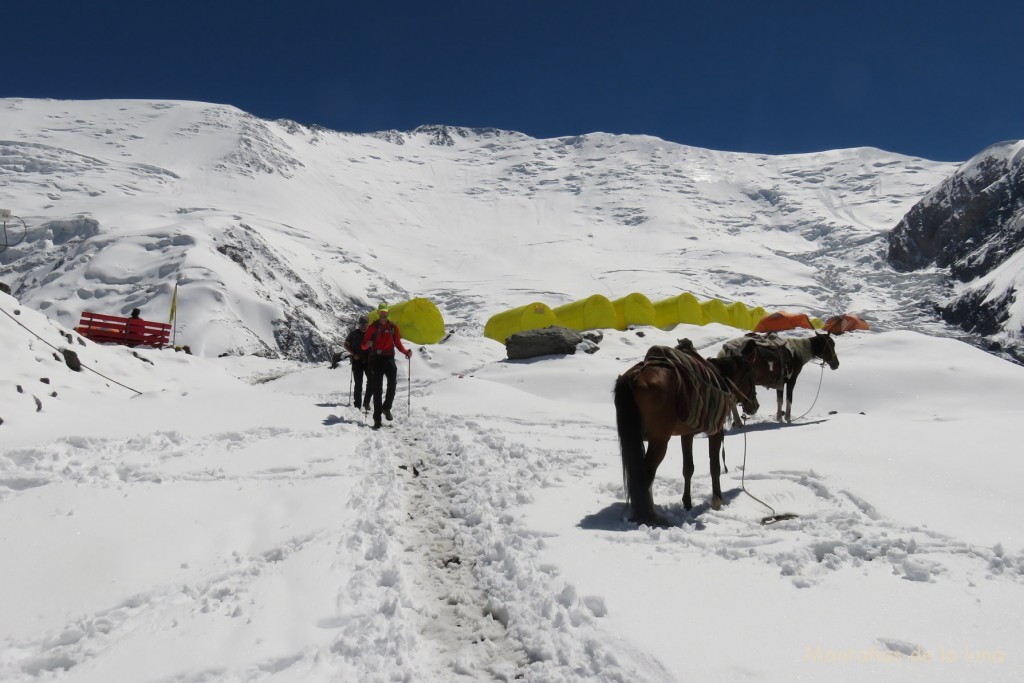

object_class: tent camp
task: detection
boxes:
[484,302,558,343]
[725,301,753,330]
[822,314,871,335]
[611,293,657,330]
[746,306,767,331]
[653,293,704,329]
[701,298,731,327]
[368,298,445,344]
[754,311,818,333]
[552,294,617,332]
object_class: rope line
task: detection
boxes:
[790,360,826,423]
[1,304,143,395]
[735,425,799,526]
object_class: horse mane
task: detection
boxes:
[785,337,815,366]
[707,353,740,378]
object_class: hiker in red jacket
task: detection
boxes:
[361,302,412,430]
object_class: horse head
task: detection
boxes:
[728,339,760,415]
[814,332,840,370]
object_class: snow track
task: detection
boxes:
[329,411,667,681]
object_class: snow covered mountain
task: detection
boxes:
[889,141,1024,358]
[0,98,969,360]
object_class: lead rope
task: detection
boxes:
[790,360,827,423]
[735,421,799,526]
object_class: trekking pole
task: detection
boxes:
[407,354,412,416]
[348,366,353,406]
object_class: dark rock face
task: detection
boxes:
[938,285,1012,336]
[889,143,1024,279]
[505,326,584,360]
[888,141,1024,356]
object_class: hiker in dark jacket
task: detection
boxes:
[361,302,412,430]
[343,315,370,409]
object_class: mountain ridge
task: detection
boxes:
[2,97,995,362]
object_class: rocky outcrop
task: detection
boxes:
[888,141,1024,357]
[505,326,584,360]
[889,141,1024,280]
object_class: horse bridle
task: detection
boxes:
[723,360,757,408]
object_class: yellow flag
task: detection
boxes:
[168,283,178,324]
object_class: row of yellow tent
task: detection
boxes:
[483,293,824,343]
[360,294,834,347]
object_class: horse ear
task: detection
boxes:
[676,338,695,352]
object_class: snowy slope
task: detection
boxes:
[3,285,1024,681]
[2,98,958,360]
[3,99,1024,682]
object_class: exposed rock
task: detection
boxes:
[62,348,82,372]
[888,141,1024,356]
[889,141,1024,279]
[505,326,583,360]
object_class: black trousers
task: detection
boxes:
[350,360,368,406]
[366,355,398,420]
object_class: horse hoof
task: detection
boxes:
[711,498,722,511]
[632,512,669,528]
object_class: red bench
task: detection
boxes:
[75,311,171,349]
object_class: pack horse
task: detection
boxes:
[720,331,838,423]
[614,340,759,526]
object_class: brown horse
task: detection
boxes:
[720,331,839,423]
[614,339,759,525]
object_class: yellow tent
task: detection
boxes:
[653,292,704,328]
[726,301,752,330]
[746,306,767,331]
[368,298,445,344]
[484,302,558,343]
[611,292,657,330]
[701,298,731,326]
[552,294,617,332]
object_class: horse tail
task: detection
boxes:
[614,373,651,520]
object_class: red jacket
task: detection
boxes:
[361,320,409,357]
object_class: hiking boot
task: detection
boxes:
[384,408,393,421]
[372,420,382,430]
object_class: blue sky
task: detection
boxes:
[6,1,1021,161]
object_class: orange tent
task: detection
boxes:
[822,314,870,335]
[754,311,815,333]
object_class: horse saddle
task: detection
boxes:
[634,345,734,434]
[724,332,792,389]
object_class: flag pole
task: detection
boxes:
[169,282,178,347]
